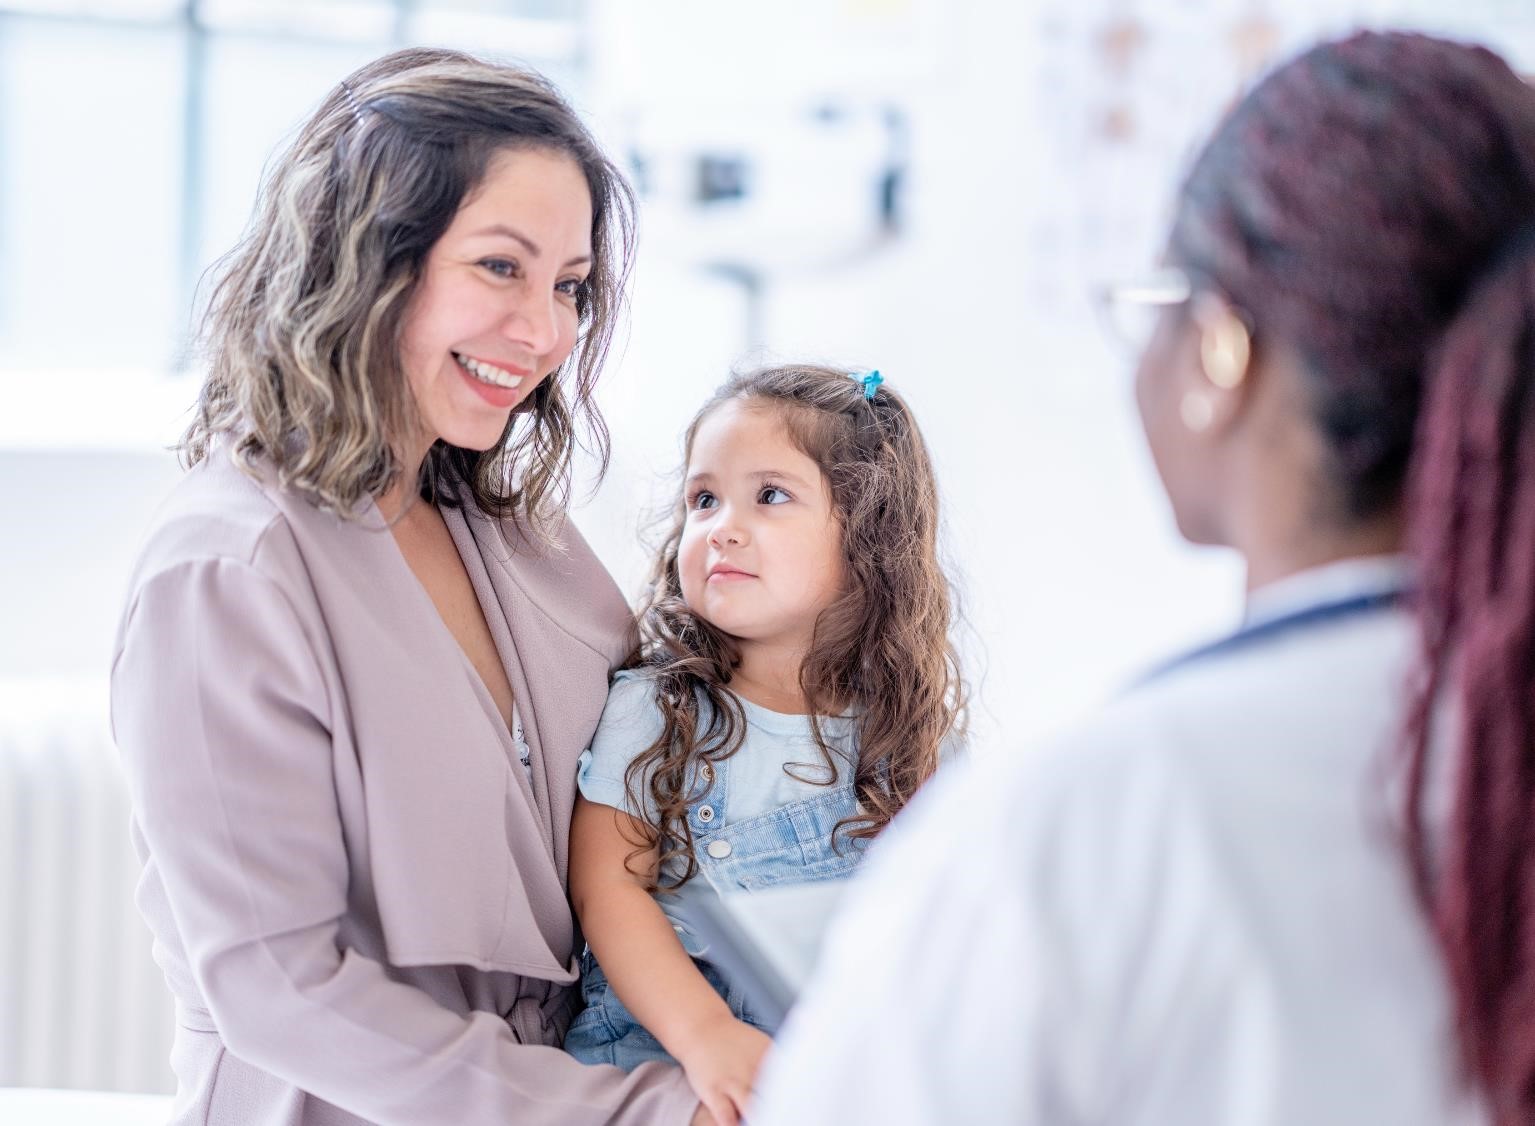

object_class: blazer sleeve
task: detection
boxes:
[111,556,698,1126]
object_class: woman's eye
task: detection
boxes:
[479,258,519,279]
[689,490,717,511]
[759,486,791,505]
[555,277,588,298]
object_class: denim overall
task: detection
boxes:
[563,747,867,1070]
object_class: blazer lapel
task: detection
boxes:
[261,482,628,979]
[445,505,636,886]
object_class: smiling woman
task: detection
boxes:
[110,48,710,1126]
[187,48,626,533]
[398,147,594,469]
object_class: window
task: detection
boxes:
[0,0,586,383]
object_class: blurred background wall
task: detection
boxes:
[0,0,1531,1097]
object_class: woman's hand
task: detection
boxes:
[674,1012,771,1126]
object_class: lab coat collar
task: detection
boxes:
[1243,554,1412,629]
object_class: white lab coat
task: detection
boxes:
[754,558,1484,1126]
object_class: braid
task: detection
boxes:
[1406,246,1535,1119]
[1176,31,1535,1118]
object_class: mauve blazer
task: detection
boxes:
[109,449,698,1125]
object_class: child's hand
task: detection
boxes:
[674,1013,771,1126]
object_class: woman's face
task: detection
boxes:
[398,146,593,459]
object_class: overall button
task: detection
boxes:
[706,839,733,859]
[701,762,715,783]
[697,805,716,823]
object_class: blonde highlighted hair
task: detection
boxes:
[183,47,636,530]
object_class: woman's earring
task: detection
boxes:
[1199,309,1251,390]
[1180,392,1215,433]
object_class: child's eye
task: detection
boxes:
[759,485,791,505]
[689,490,717,511]
[479,257,520,279]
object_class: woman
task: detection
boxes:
[755,31,1535,1125]
[111,49,703,1124]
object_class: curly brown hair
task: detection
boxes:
[622,364,967,890]
[181,47,635,534]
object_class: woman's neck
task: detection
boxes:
[376,439,433,524]
[1241,507,1405,595]
[377,477,414,524]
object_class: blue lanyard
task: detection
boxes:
[1138,587,1410,687]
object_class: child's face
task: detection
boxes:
[678,400,845,651]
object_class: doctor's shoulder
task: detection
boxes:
[867,678,1244,938]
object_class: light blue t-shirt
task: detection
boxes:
[576,667,865,967]
[574,667,958,977]
[577,668,856,833]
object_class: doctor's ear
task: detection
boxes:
[1179,292,1253,435]
[1193,292,1251,391]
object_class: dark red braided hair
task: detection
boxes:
[1171,31,1535,1120]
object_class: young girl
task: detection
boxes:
[565,364,966,1124]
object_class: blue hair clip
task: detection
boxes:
[859,369,883,400]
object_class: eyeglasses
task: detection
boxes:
[1094,267,1192,356]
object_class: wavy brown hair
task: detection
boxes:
[181,47,635,532]
[623,364,967,890]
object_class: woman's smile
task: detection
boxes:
[452,351,528,409]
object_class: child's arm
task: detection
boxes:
[570,795,770,1126]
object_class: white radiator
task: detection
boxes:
[0,678,174,1095]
